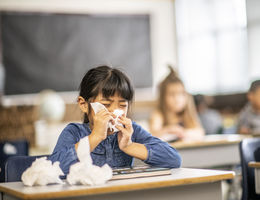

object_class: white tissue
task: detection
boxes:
[90,102,124,132]
[67,136,112,185]
[21,157,64,186]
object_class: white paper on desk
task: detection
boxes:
[160,133,179,142]
[21,157,64,186]
[90,102,124,132]
[66,136,112,185]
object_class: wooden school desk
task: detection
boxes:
[170,134,249,168]
[0,168,234,200]
[249,162,260,194]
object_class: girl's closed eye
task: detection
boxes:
[120,104,127,108]
[102,103,111,108]
[99,101,111,108]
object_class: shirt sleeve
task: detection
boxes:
[132,122,181,168]
[48,123,82,175]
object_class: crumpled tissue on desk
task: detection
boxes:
[67,136,112,185]
[21,157,64,186]
[22,128,112,186]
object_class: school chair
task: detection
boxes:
[4,155,47,182]
[0,140,29,182]
[239,138,260,200]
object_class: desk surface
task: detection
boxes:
[171,134,249,149]
[0,168,234,200]
[249,162,260,168]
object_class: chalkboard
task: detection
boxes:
[0,12,152,95]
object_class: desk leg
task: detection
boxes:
[255,168,260,194]
[2,194,19,200]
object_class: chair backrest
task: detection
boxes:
[0,140,29,182]
[239,138,260,200]
[5,155,46,182]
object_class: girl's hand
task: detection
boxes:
[239,126,251,135]
[92,109,114,141]
[116,116,133,151]
[167,125,185,139]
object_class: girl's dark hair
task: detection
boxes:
[79,65,134,123]
[249,80,260,92]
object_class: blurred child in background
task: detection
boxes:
[194,94,223,135]
[237,80,260,135]
[149,66,204,142]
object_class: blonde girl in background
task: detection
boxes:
[149,66,204,141]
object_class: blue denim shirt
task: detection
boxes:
[48,122,181,175]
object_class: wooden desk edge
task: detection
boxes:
[248,161,260,168]
[170,135,251,149]
[0,171,235,200]
[171,140,240,149]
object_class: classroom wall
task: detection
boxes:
[0,0,252,144]
[247,0,260,80]
[0,0,177,102]
[0,0,178,144]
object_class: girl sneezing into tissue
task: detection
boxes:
[49,65,181,175]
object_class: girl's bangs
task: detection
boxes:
[100,75,133,101]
